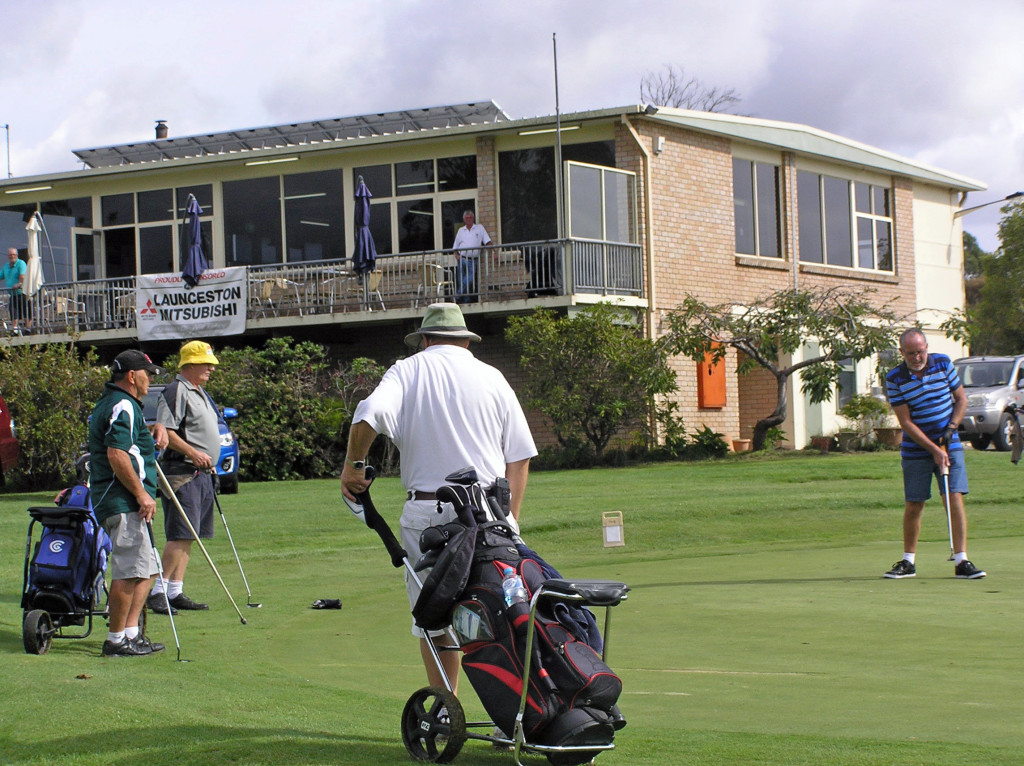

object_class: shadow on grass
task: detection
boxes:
[1,724,412,766]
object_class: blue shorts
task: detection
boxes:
[902,450,968,503]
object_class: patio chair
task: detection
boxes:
[416,263,453,307]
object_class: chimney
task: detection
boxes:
[155,120,168,140]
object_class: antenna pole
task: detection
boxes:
[553,33,565,239]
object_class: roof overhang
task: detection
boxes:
[639,107,986,192]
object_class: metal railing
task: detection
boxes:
[7,238,642,338]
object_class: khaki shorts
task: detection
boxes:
[400,499,458,638]
[102,512,159,580]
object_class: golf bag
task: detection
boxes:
[22,484,111,614]
[415,480,624,757]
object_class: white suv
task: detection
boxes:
[953,355,1024,451]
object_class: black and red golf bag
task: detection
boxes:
[412,477,625,763]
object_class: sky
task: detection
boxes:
[1,0,1021,251]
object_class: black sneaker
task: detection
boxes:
[955,560,986,579]
[884,560,916,579]
[169,593,209,610]
[101,636,152,657]
[146,593,178,615]
[133,634,165,653]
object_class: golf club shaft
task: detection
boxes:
[146,519,182,661]
[941,457,955,560]
[155,463,247,624]
[210,481,255,603]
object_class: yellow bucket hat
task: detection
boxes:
[179,340,219,367]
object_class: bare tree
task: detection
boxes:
[641,64,741,112]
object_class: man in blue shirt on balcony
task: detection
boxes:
[884,328,985,580]
[452,210,491,304]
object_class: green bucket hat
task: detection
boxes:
[404,303,482,348]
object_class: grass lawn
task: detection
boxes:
[1,450,1022,765]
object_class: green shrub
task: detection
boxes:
[204,337,340,481]
[0,344,107,490]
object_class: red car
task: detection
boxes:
[0,392,19,484]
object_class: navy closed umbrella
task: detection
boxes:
[351,176,377,275]
[181,195,208,288]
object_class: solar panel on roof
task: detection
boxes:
[72,102,509,168]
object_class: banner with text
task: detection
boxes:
[136,267,247,341]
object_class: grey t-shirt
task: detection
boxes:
[156,375,221,463]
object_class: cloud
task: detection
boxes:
[2,0,1020,250]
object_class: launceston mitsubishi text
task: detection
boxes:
[151,286,242,321]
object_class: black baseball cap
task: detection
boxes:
[110,349,164,377]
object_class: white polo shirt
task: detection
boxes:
[452,224,491,259]
[353,344,536,498]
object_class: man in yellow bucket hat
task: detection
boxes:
[148,340,224,614]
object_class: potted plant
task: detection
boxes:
[838,394,891,450]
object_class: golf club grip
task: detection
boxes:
[358,490,408,568]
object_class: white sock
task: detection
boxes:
[903,553,915,564]
[168,580,184,599]
[124,626,139,639]
[953,552,967,565]
[151,579,166,596]
[107,630,125,643]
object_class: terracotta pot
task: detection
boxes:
[732,438,752,453]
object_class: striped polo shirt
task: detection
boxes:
[885,352,962,459]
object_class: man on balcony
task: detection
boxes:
[452,210,491,304]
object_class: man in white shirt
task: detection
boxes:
[341,303,536,693]
[451,210,491,304]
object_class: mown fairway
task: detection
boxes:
[1,450,1022,765]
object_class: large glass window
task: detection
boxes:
[284,170,344,262]
[223,177,281,266]
[798,172,893,272]
[499,147,558,242]
[139,225,174,274]
[176,185,214,216]
[854,182,892,271]
[396,160,435,197]
[566,162,636,243]
[101,194,134,226]
[733,159,780,258]
[438,156,477,191]
[398,199,434,252]
[138,189,174,223]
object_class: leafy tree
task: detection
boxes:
[203,337,340,481]
[962,231,990,314]
[640,64,741,112]
[505,303,677,459]
[662,287,902,450]
[944,202,1024,354]
[0,344,107,489]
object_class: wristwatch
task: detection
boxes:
[346,457,366,470]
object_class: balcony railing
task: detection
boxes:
[3,238,642,338]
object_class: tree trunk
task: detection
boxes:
[751,371,789,450]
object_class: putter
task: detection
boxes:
[209,473,261,608]
[940,464,955,562]
[146,520,186,662]
[155,463,248,625]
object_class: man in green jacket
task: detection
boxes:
[89,350,169,656]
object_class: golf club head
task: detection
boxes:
[246,602,263,608]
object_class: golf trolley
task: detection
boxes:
[20,485,123,655]
[347,467,629,765]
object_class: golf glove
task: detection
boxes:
[938,425,956,446]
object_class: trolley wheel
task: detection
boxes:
[23,609,53,655]
[401,686,466,763]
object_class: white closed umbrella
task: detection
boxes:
[24,215,44,297]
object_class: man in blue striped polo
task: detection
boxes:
[884,328,985,579]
